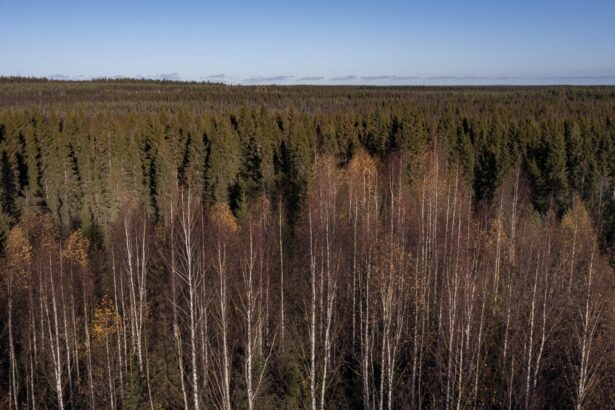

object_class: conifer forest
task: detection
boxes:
[1,78,615,409]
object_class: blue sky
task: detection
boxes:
[1,0,615,84]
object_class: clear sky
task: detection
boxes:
[2,0,615,84]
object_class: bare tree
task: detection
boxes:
[176,190,202,410]
[210,202,238,410]
[240,201,276,410]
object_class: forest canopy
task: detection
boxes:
[1,79,615,409]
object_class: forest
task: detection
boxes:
[1,78,615,409]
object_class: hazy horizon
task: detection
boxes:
[4,74,615,86]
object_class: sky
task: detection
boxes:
[1,0,615,85]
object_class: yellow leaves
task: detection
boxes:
[348,149,377,183]
[561,199,595,250]
[210,202,239,234]
[4,226,32,289]
[62,230,90,269]
[6,226,32,265]
[92,295,120,341]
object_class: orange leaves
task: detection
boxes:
[210,202,239,235]
[348,149,377,180]
[62,230,90,269]
[4,226,32,289]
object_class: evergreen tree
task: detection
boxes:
[280,115,312,224]
[361,110,390,158]
[545,122,571,214]
[203,115,241,205]
[0,149,17,217]
[564,120,585,194]
[474,118,509,203]
[454,123,475,184]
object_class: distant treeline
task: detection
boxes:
[1,81,614,256]
[1,81,615,409]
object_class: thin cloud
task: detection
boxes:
[359,75,421,81]
[394,75,422,81]
[360,75,396,81]
[30,72,615,85]
[330,75,357,81]
[535,75,615,80]
[420,74,615,83]
[297,76,324,81]
[243,75,293,84]
[425,76,487,81]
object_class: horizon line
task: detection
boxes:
[2,74,615,87]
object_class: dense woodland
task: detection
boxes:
[1,79,615,409]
